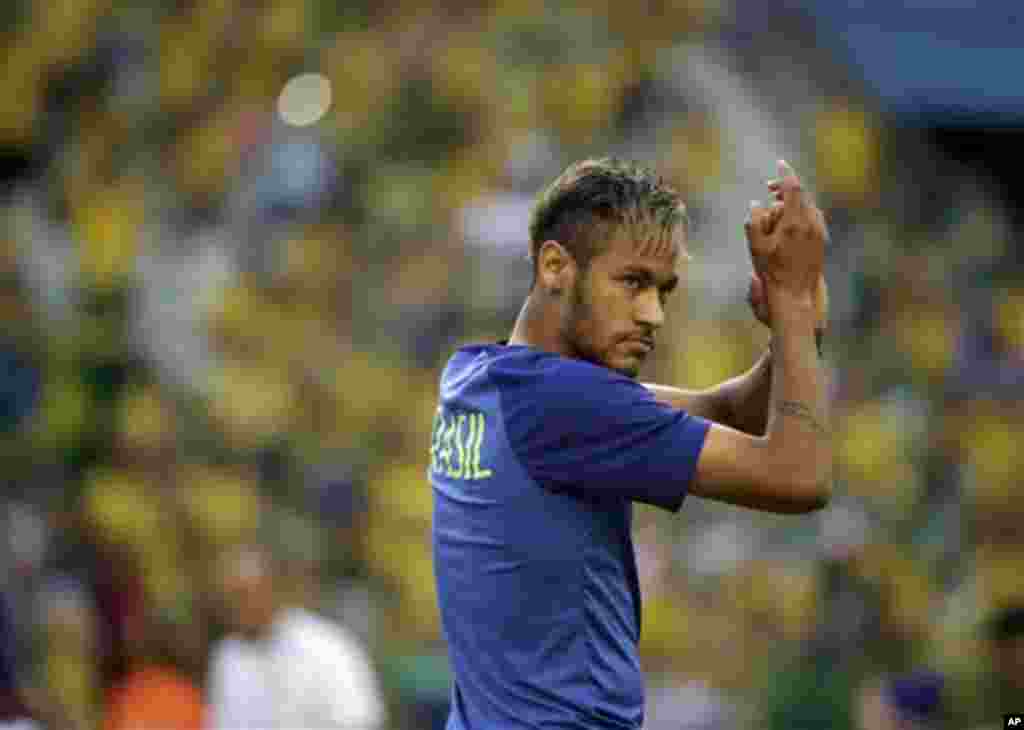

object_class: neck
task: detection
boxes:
[507,290,568,356]
[239,602,283,642]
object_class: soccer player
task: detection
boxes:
[429,157,831,729]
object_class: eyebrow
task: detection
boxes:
[622,266,679,290]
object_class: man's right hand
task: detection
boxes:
[744,160,827,309]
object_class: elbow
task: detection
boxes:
[785,447,833,513]
[801,479,832,512]
[775,482,831,513]
[768,467,832,514]
[793,466,833,513]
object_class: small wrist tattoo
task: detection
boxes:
[776,400,829,437]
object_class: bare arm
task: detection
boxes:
[643,329,824,436]
[645,235,828,434]
[692,298,831,513]
[645,221,827,434]
[688,161,832,514]
[641,347,772,434]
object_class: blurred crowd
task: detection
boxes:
[0,1,1021,729]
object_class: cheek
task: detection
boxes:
[569,293,606,342]
[567,282,628,353]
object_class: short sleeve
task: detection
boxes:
[495,354,710,512]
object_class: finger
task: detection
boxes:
[745,202,775,254]
[815,273,830,330]
[748,272,769,324]
[749,271,764,303]
[763,201,784,234]
[743,199,760,235]
[776,159,808,211]
[743,199,760,228]
[815,207,829,244]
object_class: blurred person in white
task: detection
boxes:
[209,543,386,730]
[644,679,736,730]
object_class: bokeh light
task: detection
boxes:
[277,72,332,127]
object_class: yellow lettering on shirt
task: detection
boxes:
[469,412,493,479]
[448,413,467,479]
[429,408,444,474]
[430,406,492,481]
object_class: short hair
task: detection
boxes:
[527,158,688,286]
[217,543,280,586]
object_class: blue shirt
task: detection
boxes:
[430,343,710,730]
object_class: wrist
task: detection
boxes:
[764,284,816,312]
[769,329,825,358]
[765,290,817,337]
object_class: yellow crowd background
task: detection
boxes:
[0,1,1020,728]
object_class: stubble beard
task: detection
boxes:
[563,276,639,379]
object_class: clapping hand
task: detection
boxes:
[745,160,829,331]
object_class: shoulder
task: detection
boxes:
[208,637,244,694]
[280,609,368,658]
[209,636,245,669]
[488,347,646,404]
[441,343,658,426]
[210,636,238,658]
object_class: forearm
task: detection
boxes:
[715,329,825,435]
[711,348,773,436]
[763,293,832,503]
[642,350,771,435]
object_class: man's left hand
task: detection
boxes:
[746,175,829,331]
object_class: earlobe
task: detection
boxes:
[538,239,571,295]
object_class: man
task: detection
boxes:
[430,157,832,729]
[208,544,386,730]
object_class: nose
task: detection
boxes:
[634,289,665,331]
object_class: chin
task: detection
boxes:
[607,355,641,379]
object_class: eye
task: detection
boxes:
[622,275,644,290]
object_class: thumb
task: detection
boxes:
[749,271,764,303]
[745,201,777,257]
[748,272,770,325]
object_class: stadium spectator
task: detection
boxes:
[39,578,101,730]
[102,606,206,730]
[208,543,386,730]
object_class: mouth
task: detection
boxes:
[624,338,655,354]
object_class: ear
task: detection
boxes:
[536,240,575,295]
